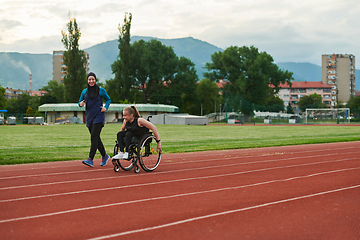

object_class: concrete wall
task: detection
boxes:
[150,114,208,125]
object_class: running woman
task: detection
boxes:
[78,72,111,167]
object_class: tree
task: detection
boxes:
[39,80,65,104]
[347,96,360,118]
[204,46,293,117]
[128,39,177,103]
[297,93,327,112]
[26,107,33,116]
[149,56,199,112]
[61,17,87,103]
[28,97,40,115]
[169,57,199,114]
[110,13,133,102]
[196,79,220,115]
[0,85,6,109]
[6,93,31,115]
[108,14,198,108]
[286,103,295,114]
[257,95,285,112]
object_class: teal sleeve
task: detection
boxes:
[99,87,111,110]
[78,89,87,107]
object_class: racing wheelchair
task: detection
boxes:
[111,116,161,173]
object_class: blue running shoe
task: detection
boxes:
[100,154,110,166]
[82,158,94,167]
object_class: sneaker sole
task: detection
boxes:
[82,161,94,167]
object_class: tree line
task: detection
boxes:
[2,13,360,120]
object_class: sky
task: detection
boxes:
[0,0,359,68]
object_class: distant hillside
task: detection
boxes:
[0,52,52,90]
[0,37,359,91]
[85,36,223,82]
[0,36,223,90]
[276,62,322,81]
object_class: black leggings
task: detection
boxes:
[117,131,139,153]
[88,123,106,160]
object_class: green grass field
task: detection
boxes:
[1,123,360,165]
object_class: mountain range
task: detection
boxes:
[0,36,358,91]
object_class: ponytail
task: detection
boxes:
[124,106,140,118]
[131,105,140,118]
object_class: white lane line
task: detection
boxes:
[0,168,111,180]
[1,164,359,203]
[1,153,359,191]
[0,144,357,172]
[88,184,360,240]
[165,148,360,165]
[1,167,359,224]
[0,149,356,181]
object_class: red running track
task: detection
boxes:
[0,142,360,240]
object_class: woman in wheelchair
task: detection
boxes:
[113,106,162,160]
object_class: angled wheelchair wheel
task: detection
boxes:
[138,134,161,172]
[113,142,135,171]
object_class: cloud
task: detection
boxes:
[0,19,23,30]
[0,35,63,53]
[0,0,359,69]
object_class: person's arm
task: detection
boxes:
[78,89,86,107]
[120,120,126,131]
[99,87,111,112]
[138,118,162,153]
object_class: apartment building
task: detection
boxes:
[274,81,332,112]
[321,54,355,105]
[4,87,47,99]
[52,50,90,84]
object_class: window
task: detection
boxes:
[308,88,313,91]
[284,95,289,98]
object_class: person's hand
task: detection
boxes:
[80,100,85,107]
[101,107,107,112]
[157,142,162,153]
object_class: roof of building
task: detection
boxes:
[38,103,179,112]
[271,81,332,89]
[215,80,227,88]
[30,90,48,97]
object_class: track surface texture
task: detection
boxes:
[1,142,359,240]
